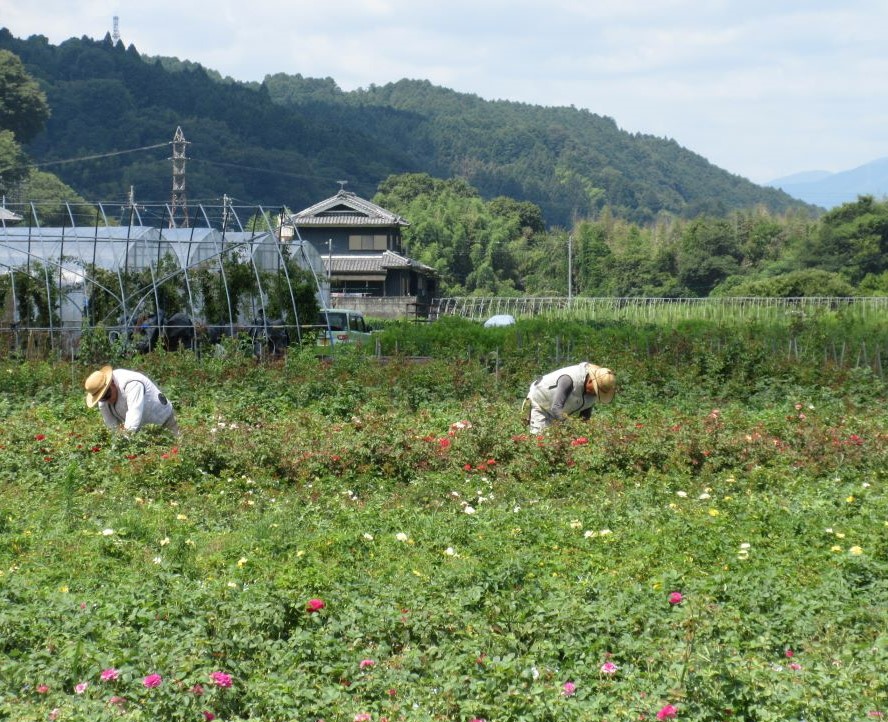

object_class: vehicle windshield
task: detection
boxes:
[318,312,348,331]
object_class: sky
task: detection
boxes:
[3,0,887,184]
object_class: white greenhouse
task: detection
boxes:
[0,201,330,355]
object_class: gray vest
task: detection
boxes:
[527,363,595,415]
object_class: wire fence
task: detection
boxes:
[432,296,888,324]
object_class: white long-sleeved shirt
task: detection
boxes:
[98,368,174,432]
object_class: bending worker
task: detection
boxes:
[84,365,180,436]
[525,362,616,434]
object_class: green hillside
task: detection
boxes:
[0,29,813,227]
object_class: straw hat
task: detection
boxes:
[84,365,114,407]
[586,364,616,404]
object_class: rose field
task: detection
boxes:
[0,316,886,722]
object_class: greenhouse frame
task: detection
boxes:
[0,200,330,356]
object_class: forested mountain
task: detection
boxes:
[0,29,814,227]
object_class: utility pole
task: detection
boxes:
[567,234,573,300]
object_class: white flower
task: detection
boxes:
[570,519,582,529]
[159,537,170,546]
[101,528,114,536]
[599,528,612,536]
[444,546,458,556]
[362,533,374,541]
[584,530,596,538]
[739,542,751,549]
[463,505,476,515]
[153,556,162,564]
[698,492,711,500]
[676,491,688,498]
[396,532,409,542]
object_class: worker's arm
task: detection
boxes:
[549,375,574,420]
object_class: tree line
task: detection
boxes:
[374,174,888,297]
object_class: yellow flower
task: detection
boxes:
[830,545,843,552]
[708,508,720,517]
[59,585,69,593]
[176,513,187,521]
[237,557,248,568]
[570,520,582,529]
[849,546,863,555]
[846,496,855,503]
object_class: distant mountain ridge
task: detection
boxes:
[0,28,816,227]
[768,157,888,209]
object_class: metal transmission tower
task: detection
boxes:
[112,16,120,43]
[169,126,190,228]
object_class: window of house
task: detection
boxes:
[348,234,387,251]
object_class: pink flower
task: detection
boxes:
[36,684,49,694]
[789,662,802,671]
[359,659,376,670]
[100,667,120,681]
[600,661,619,675]
[657,704,678,720]
[35,434,46,441]
[562,681,576,696]
[306,598,326,613]
[108,696,127,709]
[785,649,794,657]
[470,719,487,722]
[668,592,683,605]
[354,714,372,722]
[49,709,60,721]
[191,684,205,696]
[203,712,216,721]
[209,671,232,688]
[74,681,88,694]
[571,436,588,446]
[142,673,163,688]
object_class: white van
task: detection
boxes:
[315,309,372,346]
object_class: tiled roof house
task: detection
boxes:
[289,189,437,318]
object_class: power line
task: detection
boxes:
[30,142,170,169]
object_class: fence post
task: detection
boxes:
[857,341,868,368]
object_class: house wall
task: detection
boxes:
[298,226,402,256]
[330,295,433,320]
